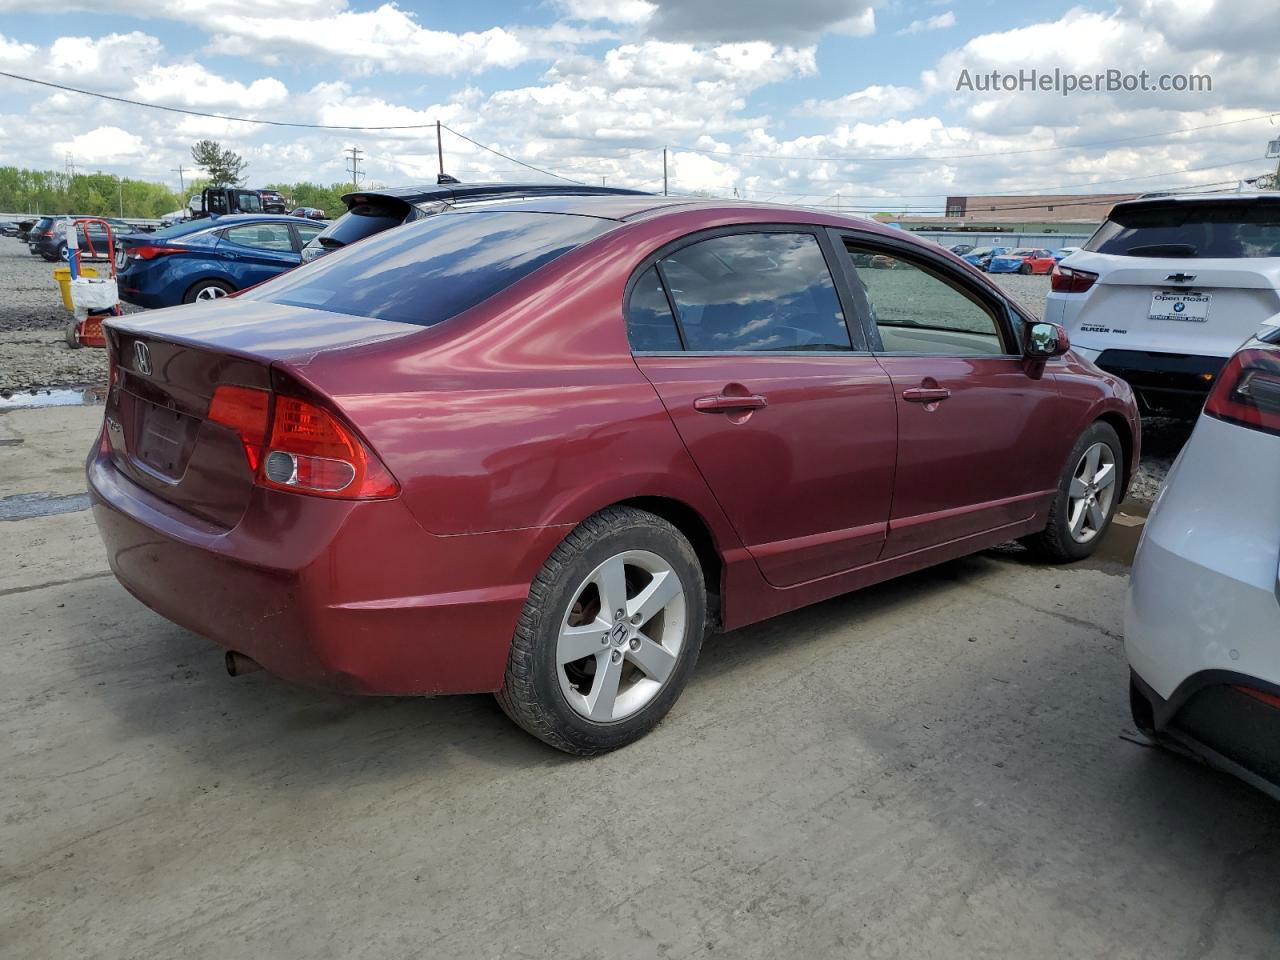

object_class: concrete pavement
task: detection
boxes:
[3,403,1279,959]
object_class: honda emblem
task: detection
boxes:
[133,341,152,376]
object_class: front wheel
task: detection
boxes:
[497,506,707,755]
[1021,421,1124,563]
[1018,262,1033,275]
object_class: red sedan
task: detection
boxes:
[89,195,1140,754]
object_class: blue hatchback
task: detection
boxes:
[116,215,327,308]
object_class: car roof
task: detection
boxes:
[1123,190,1280,207]
[341,182,653,207]
[210,214,320,223]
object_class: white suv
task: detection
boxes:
[1046,192,1280,412]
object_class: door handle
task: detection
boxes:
[902,387,951,403]
[694,393,769,413]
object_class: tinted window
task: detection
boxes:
[658,232,852,352]
[314,200,410,249]
[224,224,294,252]
[626,266,682,351]
[294,222,324,245]
[246,211,612,326]
[1086,201,1280,258]
[846,243,1006,356]
[234,191,263,213]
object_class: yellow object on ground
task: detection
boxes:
[53,266,99,313]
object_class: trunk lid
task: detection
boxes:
[1066,251,1280,358]
[102,301,421,528]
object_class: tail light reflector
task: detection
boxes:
[1204,347,1280,436]
[1050,264,1098,293]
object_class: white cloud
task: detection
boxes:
[556,0,655,24]
[132,64,288,110]
[899,11,954,35]
[803,85,924,120]
[52,126,147,162]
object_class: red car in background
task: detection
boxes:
[988,247,1058,274]
[89,196,1139,754]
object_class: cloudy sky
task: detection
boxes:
[0,0,1276,211]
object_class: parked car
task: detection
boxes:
[1052,246,1081,261]
[949,243,975,256]
[1127,330,1280,800]
[0,221,19,237]
[988,248,1057,275]
[258,190,288,214]
[961,246,1008,271]
[26,216,55,254]
[289,207,328,220]
[90,195,1138,754]
[30,217,135,262]
[14,218,37,242]
[299,181,652,262]
[115,214,326,307]
[188,187,267,219]
[1047,192,1280,413]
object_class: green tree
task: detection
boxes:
[191,140,248,186]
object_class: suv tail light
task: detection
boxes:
[207,386,398,498]
[1050,264,1098,293]
[1204,346,1280,436]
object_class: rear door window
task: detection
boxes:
[1086,201,1280,258]
[655,232,854,352]
[245,210,613,326]
[223,224,294,252]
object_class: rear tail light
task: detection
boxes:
[1050,264,1098,293]
[1235,685,1280,710]
[127,245,180,260]
[1204,346,1280,436]
[206,386,398,499]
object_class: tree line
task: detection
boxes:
[0,167,354,220]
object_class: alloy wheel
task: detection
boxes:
[556,550,687,723]
[195,285,228,301]
[1066,441,1116,543]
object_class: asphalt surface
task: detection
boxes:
[3,404,1279,959]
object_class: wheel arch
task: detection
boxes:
[182,274,237,301]
[1095,410,1134,500]
[611,495,725,628]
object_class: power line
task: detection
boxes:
[674,112,1280,163]
[441,124,584,184]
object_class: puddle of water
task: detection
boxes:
[0,384,107,410]
[0,491,92,521]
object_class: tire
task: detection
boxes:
[1129,677,1157,739]
[182,279,234,304]
[497,506,707,755]
[64,321,82,349]
[1021,421,1124,563]
[1018,262,1032,275]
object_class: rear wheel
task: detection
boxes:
[497,506,707,755]
[1018,262,1033,275]
[182,279,234,304]
[1021,421,1124,563]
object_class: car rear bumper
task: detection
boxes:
[88,442,567,695]
[1094,348,1226,401]
[1130,668,1280,802]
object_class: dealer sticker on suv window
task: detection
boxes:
[1149,291,1211,322]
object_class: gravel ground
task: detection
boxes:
[0,241,142,396]
[0,242,1181,497]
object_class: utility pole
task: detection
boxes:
[346,146,364,189]
[119,182,124,217]
[173,164,186,195]
[64,152,77,179]
[436,121,444,180]
[663,147,668,197]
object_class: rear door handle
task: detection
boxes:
[694,394,769,413]
[902,387,951,403]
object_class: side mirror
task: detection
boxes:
[1025,321,1070,358]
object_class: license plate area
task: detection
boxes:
[1149,290,1211,322]
[131,395,200,480]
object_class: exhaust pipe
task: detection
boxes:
[225,651,262,677]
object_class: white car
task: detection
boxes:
[1126,332,1280,799]
[1047,192,1280,413]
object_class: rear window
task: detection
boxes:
[312,199,410,249]
[1086,201,1280,258]
[246,210,613,326]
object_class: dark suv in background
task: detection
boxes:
[29,217,136,261]
[299,181,652,262]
